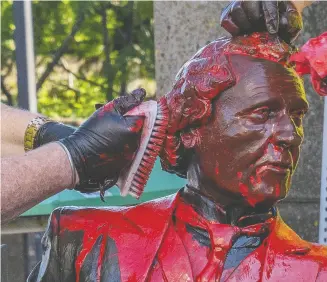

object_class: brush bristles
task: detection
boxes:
[129,99,169,198]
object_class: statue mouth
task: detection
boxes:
[255,162,292,175]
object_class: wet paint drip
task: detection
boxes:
[30,191,327,281]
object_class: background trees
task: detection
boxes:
[1,0,154,119]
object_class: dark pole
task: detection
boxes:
[13,0,37,112]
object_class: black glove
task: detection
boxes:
[58,88,146,195]
[34,122,76,148]
[220,1,303,43]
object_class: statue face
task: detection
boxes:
[193,55,308,208]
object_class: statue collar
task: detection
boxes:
[180,185,277,226]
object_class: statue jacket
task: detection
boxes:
[28,193,327,282]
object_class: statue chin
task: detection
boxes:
[240,175,291,208]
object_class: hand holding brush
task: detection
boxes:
[32,89,146,198]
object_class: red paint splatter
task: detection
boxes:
[97,102,115,118]
[239,183,249,197]
[275,183,281,198]
[215,165,219,175]
[128,118,144,133]
[239,182,265,207]
[41,191,327,281]
[289,32,327,96]
[102,102,115,112]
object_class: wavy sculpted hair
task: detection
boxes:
[159,32,296,178]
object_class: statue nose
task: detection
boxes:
[272,116,302,148]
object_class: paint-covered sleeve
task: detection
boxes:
[27,208,63,282]
[27,208,85,282]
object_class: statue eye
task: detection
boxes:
[248,106,271,122]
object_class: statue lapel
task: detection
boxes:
[112,193,180,282]
[156,222,194,281]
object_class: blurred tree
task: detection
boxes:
[1,0,154,119]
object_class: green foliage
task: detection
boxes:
[1,0,155,118]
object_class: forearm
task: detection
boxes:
[1,142,76,223]
[1,103,41,157]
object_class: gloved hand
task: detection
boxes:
[289,32,327,96]
[34,122,76,148]
[35,89,146,196]
[220,1,303,43]
[59,88,145,195]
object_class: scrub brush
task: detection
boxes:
[116,98,169,199]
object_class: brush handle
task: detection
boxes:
[116,101,159,197]
[122,100,157,117]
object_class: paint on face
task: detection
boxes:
[193,55,308,208]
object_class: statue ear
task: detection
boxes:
[180,128,202,149]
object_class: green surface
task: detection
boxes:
[22,160,186,216]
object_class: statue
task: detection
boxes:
[28,32,327,282]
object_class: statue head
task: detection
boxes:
[160,32,308,209]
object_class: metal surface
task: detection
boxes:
[319,97,327,244]
[13,0,37,112]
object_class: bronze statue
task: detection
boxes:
[28,31,327,282]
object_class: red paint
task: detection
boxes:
[289,32,327,96]
[102,102,115,113]
[215,164,219,176]
[128,118,144,133]
[224,32,292,64]
[41,192,327,281]
[274,183,281,198]
[239,182,263,207]
[97,102,115,118]
[239,183,249,198]
[29,32,327,281]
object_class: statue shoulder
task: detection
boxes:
[47,193,178,234]
[308,242,327,263]
[274,216,327,266]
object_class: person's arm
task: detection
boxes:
[1,103,76,157]
[1,143,77,224]
[1,89,146,223]
[1,103,40,157]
